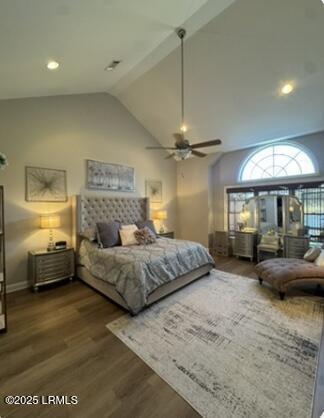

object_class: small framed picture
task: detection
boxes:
[25,166,67,202]
[146,180,162,203]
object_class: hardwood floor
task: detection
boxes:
[0,257,322,418]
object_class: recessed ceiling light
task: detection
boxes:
[281,83,294,95]
[47,61,60,70]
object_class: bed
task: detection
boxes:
[72,195,214,314]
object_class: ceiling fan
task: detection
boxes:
[146,28,222,160]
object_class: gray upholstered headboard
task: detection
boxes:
[72,195,149,250]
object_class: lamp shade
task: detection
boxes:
[152,210,167,221]
[40,214,61,229]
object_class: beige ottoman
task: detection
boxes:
[255,258,324,300]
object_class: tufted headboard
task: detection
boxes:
[72,195,149,251]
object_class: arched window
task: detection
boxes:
[240,143,316,182]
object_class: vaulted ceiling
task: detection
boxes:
[117,0,324,153]
[0,0,231,99]
[1,0,324,153]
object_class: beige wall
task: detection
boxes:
[177,154,221,247]
[0,93,177,291]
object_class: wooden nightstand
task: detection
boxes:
[28,248,75,292]
[157,231,175,239]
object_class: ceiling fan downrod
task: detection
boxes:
[177,28,187,133]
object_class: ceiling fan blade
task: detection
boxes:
[165,153,176,160]
[173,133,186,145]
[191,150,207,158]
[146,146,177,150]
[190,139,222,149]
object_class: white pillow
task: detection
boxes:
[119,225,138,246]
[121,224,137,230]
[314,250,324,266]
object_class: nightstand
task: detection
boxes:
[28,248,75,292]
[157,231,174,239]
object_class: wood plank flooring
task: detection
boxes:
[0,257,322,418]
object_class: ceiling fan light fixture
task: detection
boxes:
[180,124,187,133]
[175,148,192,161]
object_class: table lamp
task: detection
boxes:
[40,214,61,251]
[239,206,250,229]
[152,210,167,233]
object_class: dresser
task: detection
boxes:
[283,236,310,259]
[214,231,232,256]
[0,186,7,332]
[234,231,258,261]
[28,248,75,291]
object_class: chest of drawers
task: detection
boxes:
[283,236,310,259]
[234,231,258,261]
[28,248,75,291]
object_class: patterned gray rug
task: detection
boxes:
[107,270,324,418]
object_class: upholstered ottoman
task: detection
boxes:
[255,258,324,300]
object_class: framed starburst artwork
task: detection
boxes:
[25,166,67,202]
[146,180,162,203]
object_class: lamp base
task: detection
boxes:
[159,225,165,234]
[47,243,56,252]
[47,230,56,251]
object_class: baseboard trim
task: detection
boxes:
[6,280,30,293]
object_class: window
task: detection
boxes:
[240,144,316,182]
[227,182,324,238]
[295,187,324,237]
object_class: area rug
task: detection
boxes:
[107,270,324,418]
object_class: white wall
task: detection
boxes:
[212,131,324,231]
[0,93,177,290]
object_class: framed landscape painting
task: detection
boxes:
[25,166,67,202]
[87,159,135,192]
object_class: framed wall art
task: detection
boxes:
[146,180,162,203]
[87,159,135,192]
[25,166,68,202]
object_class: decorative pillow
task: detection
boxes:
[80,227,97,242]
[119,225,138,246]
[315,249,324,266]
[134,227,157,245]
[96,221,121,248]
[135,220,157,236]
[304,247,321,262]
[121,224,138,230]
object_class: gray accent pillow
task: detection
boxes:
[96,221,121,248]
[304,247,321,262]
[135,220,157,236]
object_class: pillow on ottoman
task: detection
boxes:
[304,247,321,262]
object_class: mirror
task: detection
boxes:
[287,197,303,235]
[241,195,303,235]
